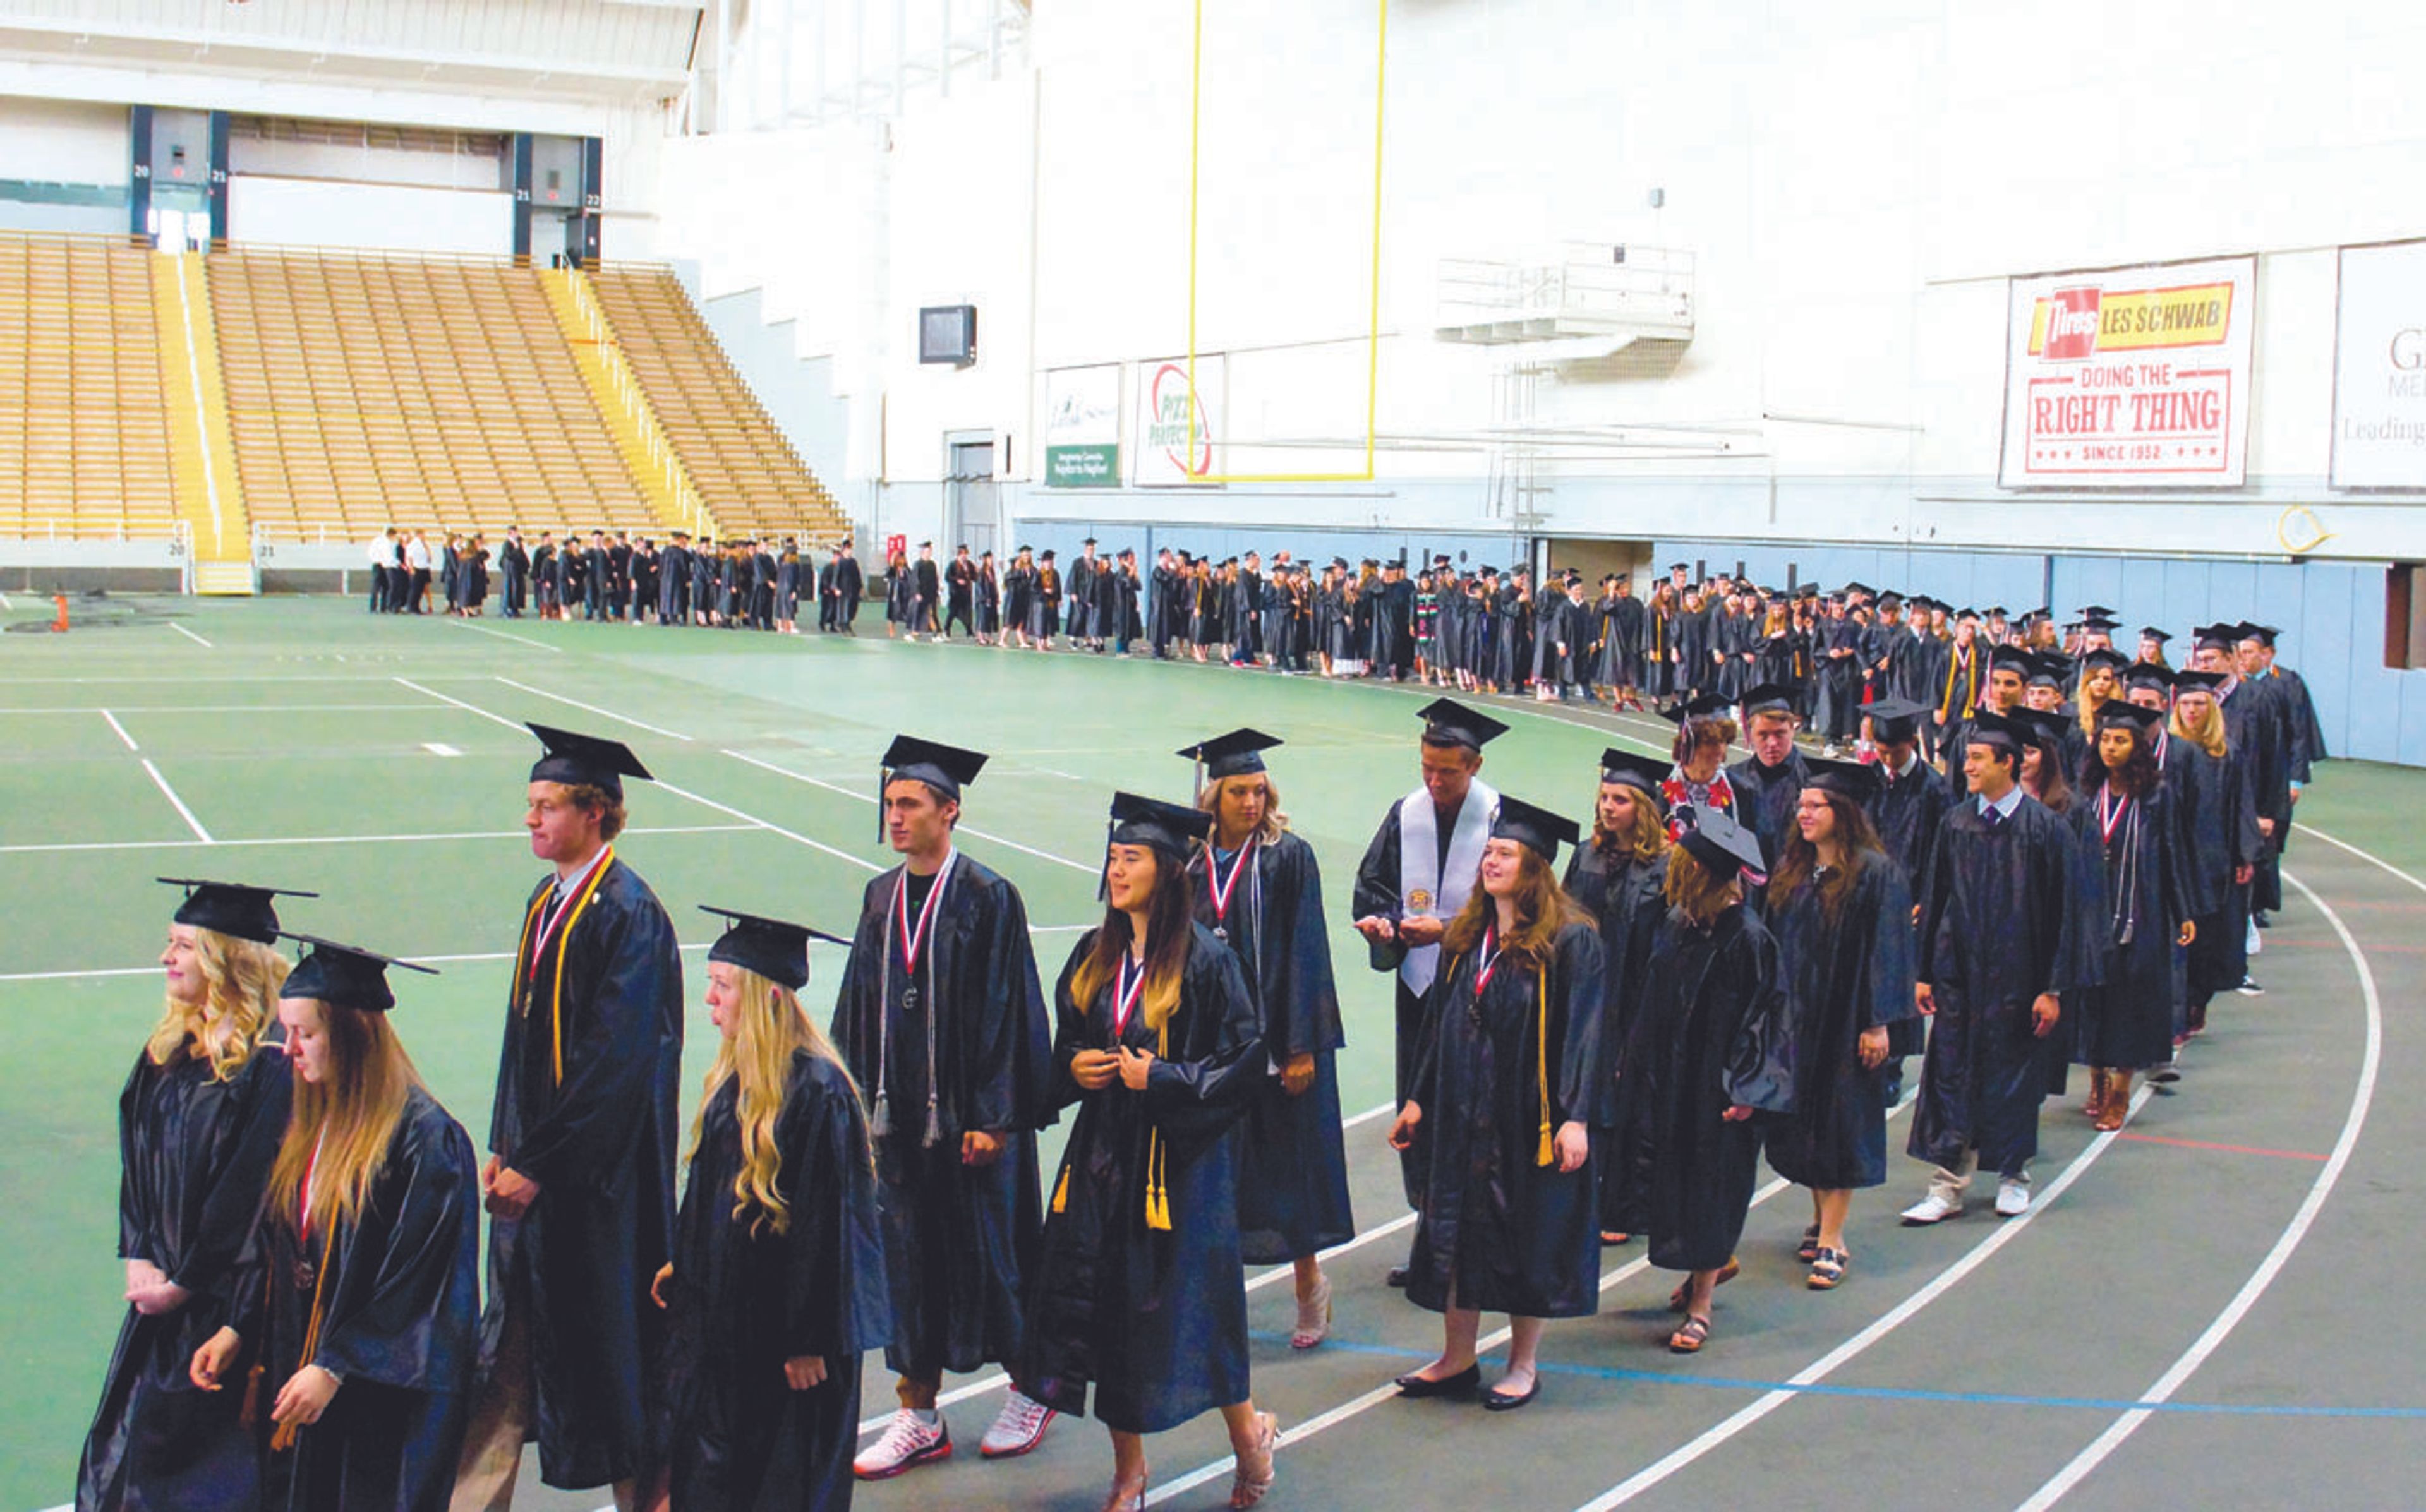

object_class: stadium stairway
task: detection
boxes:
[152,250,254,593]
[539,265,719,543]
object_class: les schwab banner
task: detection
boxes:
[1998,256,2255,489]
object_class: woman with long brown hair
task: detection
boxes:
[654,908,888,1512]
[2013,707,2075,815]
[1389,796,1607,1410]
[2070,703,2197,1129]
[2066,647,2128,784]
[1020,793,1274,1511]
[1617,809,1792,1353]
[80,880,306,1512]
[1761,764,1917,1291]
[188,935,478,1512]
[1183,731,1353,1349]
[1563,752,1673,1245]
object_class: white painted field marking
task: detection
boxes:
[394,676,524,731]
[139,759,212,843]
[167,621,212,647]
[495,676,693,741]
[424,742,463,757]
[99,710,138,751]
[722,749,1101,875]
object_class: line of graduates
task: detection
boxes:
[419,525,861,633]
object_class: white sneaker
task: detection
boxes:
[2236,976,2265,997]
[854,1408,951,1480]
[2246,917,2262,956]
[1995,1179,2032,1217]
[979,1389,1056,1460]
[1899,1191,1963,1225]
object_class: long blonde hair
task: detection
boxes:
[687,970,853,1237]
[1068,849,1193,1035]
[268,999,424,1234]
[148,928,289,1084]
[1195,772,1290,846]
[2171,697,2228,759]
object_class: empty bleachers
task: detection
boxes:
[0,232,178,540]
[586,266,850,544]
[207,248,657,542]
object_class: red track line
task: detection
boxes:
[2114,1131,2328,1162]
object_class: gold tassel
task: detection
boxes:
[269,1225,336,1453]
[1144,1131,1171,1231]
[1536,966,1555,1168]
[1050,1163,1069,1214]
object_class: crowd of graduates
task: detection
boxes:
[81,559,2332,1511]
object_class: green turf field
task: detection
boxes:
[6,593,2420,1512]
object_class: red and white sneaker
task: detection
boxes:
[979,1389,1057,1459]
[854,1409,951,1480]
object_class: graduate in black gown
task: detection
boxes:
[1018,794,1277,1512]
[1617,810,1793,1354]
[1761,762,1918,1290]
[2168,671,2262,1037]
[831,737,1058,1477]
[1560,752,1672,1245]
[1349,699,1506,1285]
[1902,712,2102,1225]
[189,936,480,1512]
[1180,730,1354,1350]
[1723,683,1811,907]
[1389,796,1607,1408]
[2070,702,2198,1127]
[80,880,305,1512]
[453,726,685,1508]
[657,909,890,1512]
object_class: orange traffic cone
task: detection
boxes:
[52,592,69,633]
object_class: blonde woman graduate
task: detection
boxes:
[79,880,309,1512]
[188,935,480,1512]
[653,908,890,1512]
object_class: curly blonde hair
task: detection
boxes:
[147,928,289,1083]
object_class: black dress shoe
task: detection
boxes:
[1385,1266,1409,1288]
[1394,1364,1480,1400]
[1483,1379,1540,1412]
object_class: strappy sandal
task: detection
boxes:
[1100,1467,1148,1512]
[1669,1256,1739,1312]
[1797,1224,1821,1262]
[1807,1247,1848,1290]
[1668,1315,1712,1354]
[1230,1412,1279,1509]
[1291,1276,1332,1350]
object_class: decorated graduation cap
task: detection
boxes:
[1677,805,1765,880]
[1661,692,1734,726]
[527,723,653,801]
[1491,794,1582,863]
[2095,700,2165,735]
[1178,727,1283,790]
[277,932,438,1014]
[159,877,317,945]
[1739,683,1797,719]
[699,904,850,992]
[1802,757,1881,803]
[1416,697,1509,752]
[1599,748,1670,803]
[1865,695,1932,743]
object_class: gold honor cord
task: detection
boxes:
[269,1223,339,1453]
[1536,965,1554,1168]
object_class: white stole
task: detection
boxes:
[1396,777,1499,995]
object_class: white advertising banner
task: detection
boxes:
[2331,240,2426,490]
[1042,364,1121,488]
[1998,256,2255,489]
[1130,354,1225,487]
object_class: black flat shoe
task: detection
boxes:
[1394,1364,1480,1400]
[1482,1379,1540,1412]
[1385,1266,1409,1288]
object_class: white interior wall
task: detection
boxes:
[228,176,517,256]
[229,133,505,191]
[0,95,128,184]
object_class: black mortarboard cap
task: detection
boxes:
[2081,615,2123,633]
[2079,647,2130,674]
[527,723,653,800]
[1417,697,1509,752]
[2139,627,2173,644]
[1740,683,1797,718]
[2123,662,2173,693]
[1491,794,1581,861]
[881,735,988,800]
[1178,728,1284,786]
[1955,606,1981,621]
[2025,654,2068,689]
[699,904,850,992]
[1667,561,1690,573]
[1803,757,1881,802]
[2193,622,2238,649]
[2171,668,2226,693]
[277,932,437,1013]
[160,877,317,945]
[1865,696,1931,740]
[1599,748,1670,803]
[2235,621,2279,647]
[1109,791,1214,856]
[1678,805,1765,878]
[2096,700,2165,735]
[1964,709,2027,753]
[2010,708,2069,750]
[1986,606,2009,618]
[1661,692,1734,725]
[1842,581,1875,597]
[2078,604,2118,618]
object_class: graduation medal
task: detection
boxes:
[1205,835,1257,943]
[1407,887,1433,913]
[894,859,951,1012]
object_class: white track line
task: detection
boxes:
[722,749,1102,875]
[454,620,562,653]
[167,621,212,647]
[0,824,759,856]
[99,710,138,751]
[139,759,212,843]
[395,676,523,731]
[495,676,694,741]
[2292,822,2426,896]
[2010,868,2382,1511]
[425,743,462,757]
[6,703,459,715]
[651,779,883,873]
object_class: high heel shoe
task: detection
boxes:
[1291,1275,1332,1350]
[1099,1467,1148,1512]
[1229,1412,1279,1509]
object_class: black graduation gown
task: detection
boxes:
[2069,784,2196,1070]
[1620,904,1794,1273]
[1404,920,1608,1317]
[1723,750,1811,903]
[1020,926,1264,1434]
[1865,757,1954,1057]
[1908,797,2102,1176]
[1562,843,1669,1234]
[828,856,1053,1379]
[2174,738,2261,1002]
[663,1054,890,1512]
[1763,858,1919,1189]
[80,1043,294,1512]
[251,1088,481,1512]
[483,860,685,1489]
[1188,832,1355,1263]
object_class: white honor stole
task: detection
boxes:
[1396,778,1499,996]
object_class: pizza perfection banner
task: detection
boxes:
[1998,256,2255,488]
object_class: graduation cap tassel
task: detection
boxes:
[876,765,888,844]
[1096,817,1113,903]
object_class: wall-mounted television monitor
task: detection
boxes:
[919,304,977,365]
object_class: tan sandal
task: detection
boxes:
[1230,1412,1279,1509]
[1290,1275,1332,1350]
[1668,1314,1712,1353]
[1100,1468,1148,1512]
